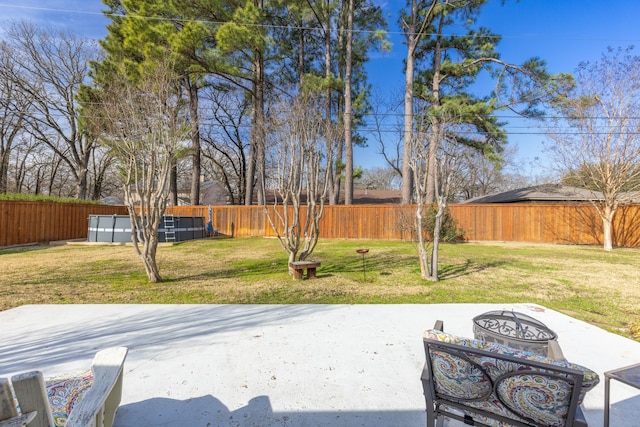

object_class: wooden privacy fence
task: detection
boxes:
[167,204,418,240]
[0,201,127,247]
[2,201,640,247]
[450,203,640,246]
[168,203,640,247]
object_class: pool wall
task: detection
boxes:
[88,215,205,243]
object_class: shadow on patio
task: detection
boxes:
[1,304,639,427]
[118,395,425,426]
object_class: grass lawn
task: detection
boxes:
[1,237,639,340]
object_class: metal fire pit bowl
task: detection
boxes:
[472,310,558,356]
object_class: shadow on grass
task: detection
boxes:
[168,250,507,284]
[170,258,289,282]
[0,243,54,255]
[438,259,508,280]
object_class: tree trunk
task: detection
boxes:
[324,4,339,205]
[415,203,429,279]
[425,17,444,205]
[245,138,256,206]
[401,0,418,204]
[426,122,439,205]
[343,0,354,205]
[170,164,178,206]
[298,20,305,85]
[603,205,615,251]
[255,52,265,206]
[141,236,162,283]
[246,41,265,206]
[429,201,445,282]
[0,148,9,193]
[76,166,88,200]
[187,79,201,205]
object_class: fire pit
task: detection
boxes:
[472,310,558,356]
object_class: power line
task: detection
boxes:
[1,3,640,42]
[15,99,640,123]
[0,3,105,18]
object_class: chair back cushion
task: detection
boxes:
[423,329,599,426]
[46,370,94,427]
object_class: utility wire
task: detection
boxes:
[1,2,640,42]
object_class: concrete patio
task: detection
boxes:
[1,303,639,426]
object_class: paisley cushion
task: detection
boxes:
[424,329,599,397]
[46,370,94,427]
[495,372,574,426]
[430,349,493,400]
[424,329,600,426]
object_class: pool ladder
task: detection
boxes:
[164,214,176,242]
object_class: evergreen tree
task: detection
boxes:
[91,0,228,205]
[400,0,572,204]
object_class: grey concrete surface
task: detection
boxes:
[1,303,639,426]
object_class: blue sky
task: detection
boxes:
[366,0,640,177]
[1,0,640,180]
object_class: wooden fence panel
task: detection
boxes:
[0,202,127,247]
[168,203,640,247]
[2,201,640,247]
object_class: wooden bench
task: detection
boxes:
[0,346,128,427]
[289,261,321,280]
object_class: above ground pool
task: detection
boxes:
[88,215,205,243]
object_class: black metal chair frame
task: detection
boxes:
[422,322,587,427]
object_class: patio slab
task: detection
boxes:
[1,303,639,426]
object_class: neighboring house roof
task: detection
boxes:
[261,188,402,205]
[349,189,402,204]
[463,184,605,204]
[100,196,123,205]
[176,180,231,205]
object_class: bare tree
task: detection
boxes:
[0,40,31,193]
[9,136,38,193]
[200,86,250,205]
[89,146,120,201]
[368,88,405,181]
[410,109,464,281]
[7,134,77,197]
[91,60,190,282]
[357,167,402,191]
[264,91,341,266]
[548,47,640,251]
[453,145,530,201]
[5,21,99,199]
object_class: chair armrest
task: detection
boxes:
[10,371,54,427]
[0,412,37,427]
[0,378,19,421]
[547,339,566,361]
[1,378,36,426]
[65,347,128,427]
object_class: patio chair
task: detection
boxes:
[421,321,599,427]
[0,346,128,427]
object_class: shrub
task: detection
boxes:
[0,193,102,204]
[421,204,465,242]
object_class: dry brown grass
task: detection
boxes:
[1,238,639,339]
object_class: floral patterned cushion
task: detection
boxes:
[424,329,599,427]
[45,370,94,427]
